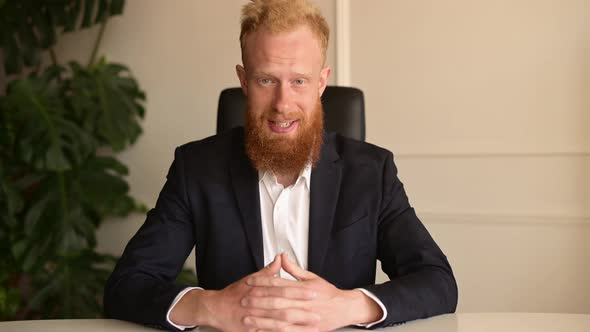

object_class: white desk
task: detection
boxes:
[1,313,589,331]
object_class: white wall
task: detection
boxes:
[55,0,590,314]
[349,0,590,313]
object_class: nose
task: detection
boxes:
[272,83,292,114]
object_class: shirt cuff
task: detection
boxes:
[354,288,388,328]
[166,286,203,330]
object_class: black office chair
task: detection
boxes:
[216,86,365,141]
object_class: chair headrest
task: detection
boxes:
[217,86,365,141]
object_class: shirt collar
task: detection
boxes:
[258,164,312,189]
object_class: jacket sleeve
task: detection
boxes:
[362,152,458,328]
[104,147,196,331]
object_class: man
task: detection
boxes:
[104,0,458,331]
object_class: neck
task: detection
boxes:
[275,172,298,187]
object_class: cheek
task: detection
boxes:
[247,94,271,115]
[299,97,319,116]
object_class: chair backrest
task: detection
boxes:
[216,86,365,141]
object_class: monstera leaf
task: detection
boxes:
[26,249,118,318]
[11,154,144,274]
[0,165,23,230]
[4,67,96,171]
[0,165,22,320]
[76,155,145,218]
[0,0,126,74]
[69,59,145,151]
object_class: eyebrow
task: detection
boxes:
[251,71,312,79]
[293,72,313,79]
[251,71,274,78]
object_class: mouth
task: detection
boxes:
[268,119,300,133]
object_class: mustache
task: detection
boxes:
[247,103,304,121]
[260,111,304,121]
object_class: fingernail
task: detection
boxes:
[241,297,249,306]
[246,277,253,285]
[243,316,252,324]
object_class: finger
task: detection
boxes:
[247,275,301,287]
[258,325,320,332]
[280,253,316,281]
[244,309,320,328]
[244,315,290,330]
[260,254,282,276]
[242,296,307,310]
[249,286,317,300]
[251,308,320,324]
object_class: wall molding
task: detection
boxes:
[420,212,590,226]
[394,151,590,159]
[335,0,351,86]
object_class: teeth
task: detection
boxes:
[275,121,292,128]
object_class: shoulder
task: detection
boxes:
[324,132,393,165]
[164,127,248,184]
[175,127,244,162]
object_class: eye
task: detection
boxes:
[293,79,305,85]
[258,78,273,85]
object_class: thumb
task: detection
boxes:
[261,254,282,276]
[281,253,314,281]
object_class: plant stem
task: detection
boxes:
[57,172,68,215]
[49,48,58,66]
[48,48,63,82]
[63,262,72,317]
[0,49,7,95]
[88,20,109,67]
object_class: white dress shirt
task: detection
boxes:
[259,165,311,279]
[166,166,387,330]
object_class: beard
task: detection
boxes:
[245,98,324,176]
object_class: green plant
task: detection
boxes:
[0,0,154,319]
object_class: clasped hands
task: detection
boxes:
[172,253,381,332]
[240,253,356,332]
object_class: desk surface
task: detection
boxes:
[1,313,589,331]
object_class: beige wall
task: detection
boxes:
[56,0,589,314]
[350,0,590,313]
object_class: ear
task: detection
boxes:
[236,64,248,96]
[318,66,331,97]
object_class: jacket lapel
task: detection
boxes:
[230,131,264,270]
[308,136,342,275]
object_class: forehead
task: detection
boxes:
[243,25,323,73]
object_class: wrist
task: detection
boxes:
[169,289,216,327]
[197,290,220,328]
[342,289,383,326]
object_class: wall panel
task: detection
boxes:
[351,0,590,312]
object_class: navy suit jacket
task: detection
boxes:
[104,127,457,330]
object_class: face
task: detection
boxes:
[237,25,331,174]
